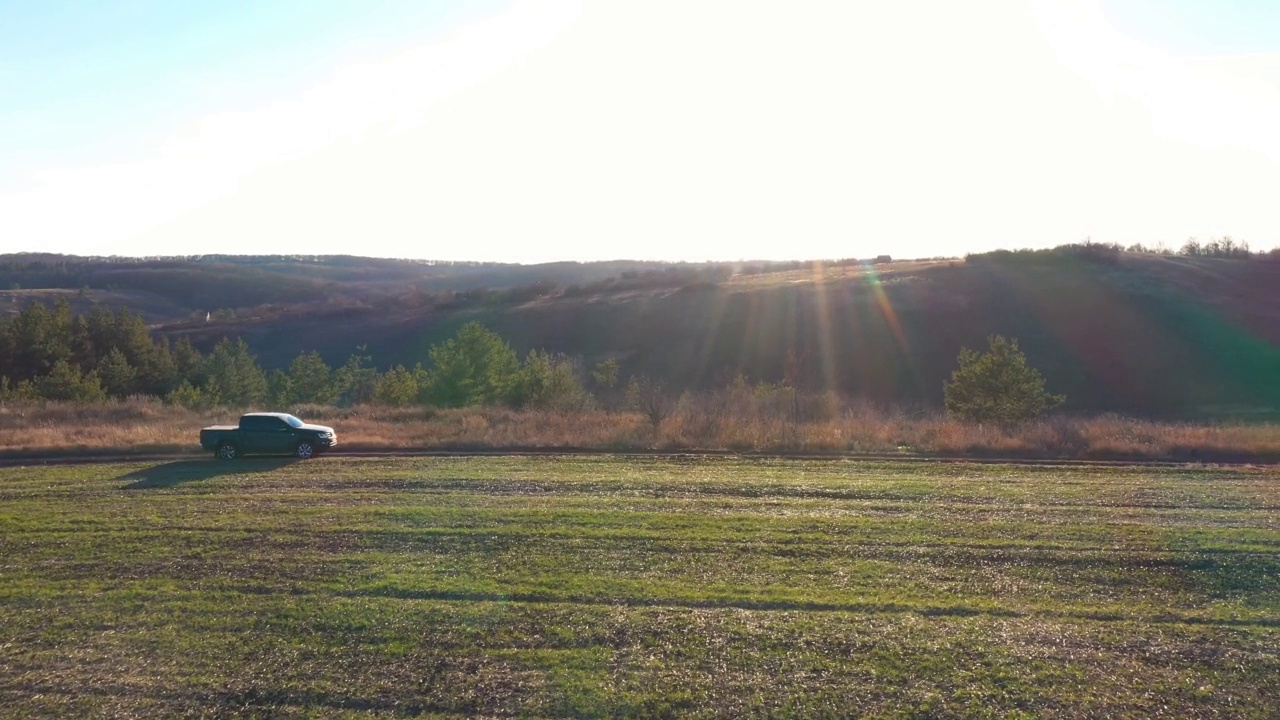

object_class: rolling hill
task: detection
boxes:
[3,249,1278,418]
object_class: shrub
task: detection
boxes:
[31,360,108,403]
[944,335,1064,423]
[165,379,206,408]
[515,350,593,413]
[591,359,619,390]
[374,365,422,407]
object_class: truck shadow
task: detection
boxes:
[120,458,298,490]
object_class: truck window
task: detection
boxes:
[242,415,288,431]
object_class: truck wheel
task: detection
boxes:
[216,443,238,461]
[295,441,316,459]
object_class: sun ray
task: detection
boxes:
[690,284,731,387]
[861,262,916,392]
[810,261,839,403]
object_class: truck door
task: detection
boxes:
[240,415,293,454]
[264,416,297,453]
[239,415,269,453]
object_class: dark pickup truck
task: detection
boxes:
[200,412,337,460]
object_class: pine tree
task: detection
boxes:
[267,369,293,408]
[172,337,206,388]
[425,323,520,407]
[373,365,420,407]
[944,335,1064,423]
[332,349,378,406]
[5,301,73,381]
[145,337,180,396]
[287,351,336,405]
[96,348,137,398]
[203,338,268,406]
[33,360,107,402]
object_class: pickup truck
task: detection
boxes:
[200,412,337,460]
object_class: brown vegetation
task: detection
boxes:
[2,395,1278,461]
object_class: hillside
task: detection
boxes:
[0,254,736,311]
[3,250,1279,418]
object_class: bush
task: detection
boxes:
[944,335,1064,423]
[30,360,108,403]
[165,379,207,408]
[374,365,423,407]
[515,350,593,413]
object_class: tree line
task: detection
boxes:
[0,300,616,411]
[967,237,1276,266]
[0,299,198,402]
[1,298,1063,425]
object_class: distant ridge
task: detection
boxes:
[3,248,1278,418]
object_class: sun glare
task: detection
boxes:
[2,0,1278,260]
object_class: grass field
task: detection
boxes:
[1,456,1277,718]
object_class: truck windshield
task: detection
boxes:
[283,415,305,428]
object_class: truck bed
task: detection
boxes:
[202,425,238,432]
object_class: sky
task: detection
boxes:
[2,0,1279,262]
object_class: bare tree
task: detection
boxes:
[625,375,673,429]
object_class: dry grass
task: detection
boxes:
[2,395,1279,461]
[652,392,1280,460]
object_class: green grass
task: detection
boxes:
[1,457,1278,718]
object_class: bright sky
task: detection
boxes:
[2,0,1279,262]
